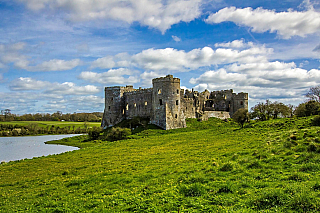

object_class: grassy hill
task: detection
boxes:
[1,117,320,212]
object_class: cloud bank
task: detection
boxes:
[17,0,203,33]
[206,7,320,39]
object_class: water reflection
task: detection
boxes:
[0,135,80,162]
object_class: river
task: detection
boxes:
[0,135,80,162]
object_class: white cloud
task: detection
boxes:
[9,77,49,90]
[172,35,181,42]
[45,82,100,95]
[18,0,203,33]
[205,7,320,39]
[78,68,139,85]
[91,56,116,69]
[190,61,320,104]
[131,45,271,71]
[0,43,81,71]
[9,77,99,95]
[29,59,82,72]
[214,39,253,48]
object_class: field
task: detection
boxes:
[0,121,101,136]
[1,117,320,212]
[0,121,101,129]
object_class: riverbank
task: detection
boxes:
[1,117,320,212]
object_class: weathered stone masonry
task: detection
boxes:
[102,75,248,130]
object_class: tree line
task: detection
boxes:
[233,86,320,127]
[0,111,103,122]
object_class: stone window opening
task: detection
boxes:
[122,109,125,114]
[134,103,136,107]
[176,100,179,105]
[159,99,163,105]
[175,114,178,119]
[111,97,113,101]
[177,89,179,94]
[108,106,110,110]
[145,101,148,106]
[241,101,243,105]
[126,104,129,110]
[158,89,162,94]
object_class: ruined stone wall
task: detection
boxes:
[204,111,231,120]
[102,86,125,127]
[124,88,153,119]
[181,98,196,118]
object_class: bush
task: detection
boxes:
[106,127,131,141]
[312,115,320,126]
[232,108,249,128]
[88,127,101,140]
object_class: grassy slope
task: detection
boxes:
[1,118,320,212]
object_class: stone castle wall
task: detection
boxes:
[124,88,153,119]
[102,75,249,130]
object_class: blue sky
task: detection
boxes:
[1,0,320,114]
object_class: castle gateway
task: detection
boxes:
[102,75,248,130]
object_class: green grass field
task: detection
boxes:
[1,117,320,212]
[0,121,101,128]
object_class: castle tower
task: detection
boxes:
[230,92,249,116]
[151,75,186,130]
[101,86,126,128]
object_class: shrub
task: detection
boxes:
[106,127,132,141]
[88,127,101,140]
[232,108,249,128]
[312,115,320,126]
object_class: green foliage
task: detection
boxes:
[104,127,132,141]
[295,100,320,117]
[2,116,320,212]
[251,100,292,120]
[88,127,101,140]
[232,108,249,128]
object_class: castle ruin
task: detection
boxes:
[102,75,248,130]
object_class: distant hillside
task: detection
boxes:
[1,117,320,212]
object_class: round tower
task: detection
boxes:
[151,75,186,129]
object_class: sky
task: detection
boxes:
[1,0,320,115]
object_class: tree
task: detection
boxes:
[1,109,11,121]
[251,100,292,120]
[232,108,249,128]
[306,86,320,102]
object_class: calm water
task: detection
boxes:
[0,135,80,162]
